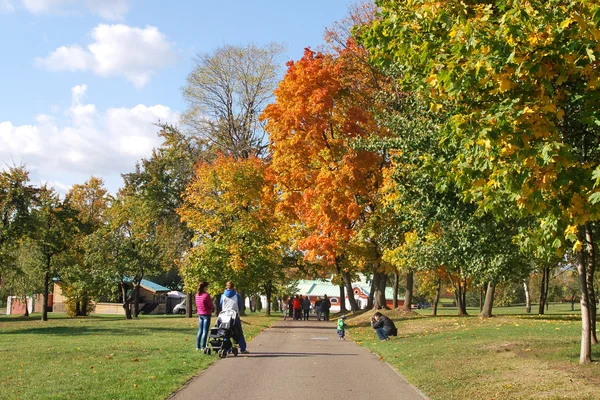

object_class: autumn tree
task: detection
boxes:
[182,43,284,159]
[178,155,284,315]
[360,0,600,362]
[59,177,110,316]
[262,43,391,310]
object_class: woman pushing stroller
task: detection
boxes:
[220,281,249,354]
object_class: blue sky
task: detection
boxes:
[0,0,357,193]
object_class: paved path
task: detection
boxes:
[170,319,428,400]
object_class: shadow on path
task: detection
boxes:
[238,351,358,358]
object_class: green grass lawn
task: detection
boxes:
[0,312,278,400]
[347,305,600,400]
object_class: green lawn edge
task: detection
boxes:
[0,312,279,400]
[345,304,600,400]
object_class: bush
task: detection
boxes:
[65,297,95,316]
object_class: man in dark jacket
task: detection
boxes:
[301,296,311,320]
[321,294,331,321]
[370,312,397,341]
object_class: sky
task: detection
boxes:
[0,0,357,194]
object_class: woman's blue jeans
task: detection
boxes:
[375,327,388,340]
[197,315,211,349]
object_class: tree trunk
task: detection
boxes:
[371,269,381,309]
[339,283,346,314]
[571,295,576,311]
[433,278,441,316]
[538,266,549,315]
[374,271,387,309]
[342,271,359,311]
[265,280,272,316]
[576,230,592,363]
[133,283,141,318]
[479,281,496,318]
[23,296,29,317]
[184,292,192,318]
[453,277,468,316]
[524,280,531,314]
[81,297,88,316]
[585,224,598,345]
[403,270,413,312]
[214,293,222,315]
[393,272,399,309]
[121,283,132,320]
[367,268,376,309]
[42,257,50,322]
[239,290,246,316]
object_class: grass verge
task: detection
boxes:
[346,306,600,400]
[0,312,278,400]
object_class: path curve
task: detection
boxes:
[170,319,428,400]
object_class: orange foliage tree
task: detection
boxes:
[262,45,390,310]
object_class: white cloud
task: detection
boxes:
[0,0,15,13]
[21,0,72,13]
[40,45,94,72]
[36,24,177,88]
[21,0,129,19]
[0,85,179,194]
[85,0,128,21]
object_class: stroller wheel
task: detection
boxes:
[203,348,211,355]
[218,349,227,358]
[232,348,238,357]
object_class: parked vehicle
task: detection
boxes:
[173,298,187,314]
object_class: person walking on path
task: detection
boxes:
[293,295,302,320]
[220,281,249,354]
[195,281,214,352]
[321,294,331,321]
[302,296,311,320]
[370,312,398,341]
[315,296,322,321]
[337,315,347,340]
[287,297,293,318]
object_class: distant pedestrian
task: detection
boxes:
[337,315,347,340]
[315,296,322,321]
[321,294,331,321]
[302,296,311,320]
[370,312,397,341]
[195,281,214,352]
[287,297,293,318]
[293,295,302,320]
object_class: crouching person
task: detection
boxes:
[370,312,397,341]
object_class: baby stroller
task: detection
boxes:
[204,309,240,358]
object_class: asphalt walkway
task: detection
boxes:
[169,318,428,400]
